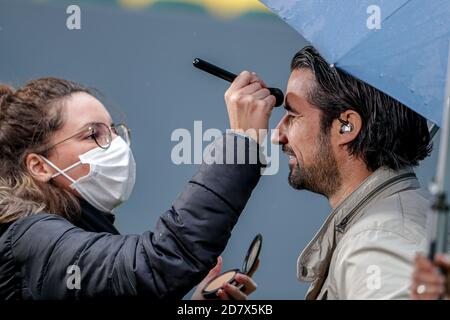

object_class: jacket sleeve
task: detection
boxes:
[10,133,263,299]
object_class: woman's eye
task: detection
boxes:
[85,132,96,140]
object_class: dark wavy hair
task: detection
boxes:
[291,46,432,172]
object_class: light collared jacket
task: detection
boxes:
[298,166,431,300]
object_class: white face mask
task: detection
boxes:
[42,137,136,213]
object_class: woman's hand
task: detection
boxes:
[191,256,258,300]
[411,254,450,300]
[224,71,276,143]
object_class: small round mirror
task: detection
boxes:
[202,269,239,298]
[242,234,263,275]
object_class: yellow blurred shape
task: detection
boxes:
[118,0,269,17]
[118,0,156,9]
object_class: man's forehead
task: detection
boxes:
[286,69,316,112]
[287,68,315,94]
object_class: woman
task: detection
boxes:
[0,76,268,299]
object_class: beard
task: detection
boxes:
[287,132,341,198]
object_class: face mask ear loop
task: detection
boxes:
[41,156,81,184]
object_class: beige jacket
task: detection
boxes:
[298,167,430,300]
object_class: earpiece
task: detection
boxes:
[338,118,353,134]
[340,124,353,134]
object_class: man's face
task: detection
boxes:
[272,69,341,197]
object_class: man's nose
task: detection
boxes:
[271,115,288,145]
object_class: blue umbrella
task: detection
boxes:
[260,0,450,127]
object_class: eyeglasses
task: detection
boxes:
[46,122,131,151]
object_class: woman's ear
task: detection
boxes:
[333,110,362,146]
[26,153,54,182]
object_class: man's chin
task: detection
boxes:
[288,167,304,190]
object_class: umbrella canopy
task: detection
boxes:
[260,0,450,127]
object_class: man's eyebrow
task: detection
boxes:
[284,101,298,114]
[284,102,292,112]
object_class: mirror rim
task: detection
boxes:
[242,234,263,275]
[201,268,240,296]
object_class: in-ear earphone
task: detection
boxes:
[338,118,354,134]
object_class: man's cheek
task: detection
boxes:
[292,146,303,163]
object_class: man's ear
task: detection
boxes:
[332,110,362,146]
[26,153,54,183]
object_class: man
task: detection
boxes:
[226,46,432,299]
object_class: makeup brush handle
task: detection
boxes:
[193,58,284,107]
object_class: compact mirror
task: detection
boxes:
[202,234,263,299]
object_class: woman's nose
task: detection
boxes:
[271,115,289,145]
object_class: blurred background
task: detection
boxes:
[0,0,443,299]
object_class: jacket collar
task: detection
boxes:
[297,166,418,283]
[74,198,120,235]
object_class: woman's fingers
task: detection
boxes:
[250,72,268,88]
[217,289,231,300]
[216,273,258,300]
[199,257,259,301]
[191,256,223,300]
[239,82,264,95]
[208,256,223,278]
[221,283,248,300]
[234,273,258,295]
[253,88,271,100]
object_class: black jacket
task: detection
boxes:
[0,134,262,299]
